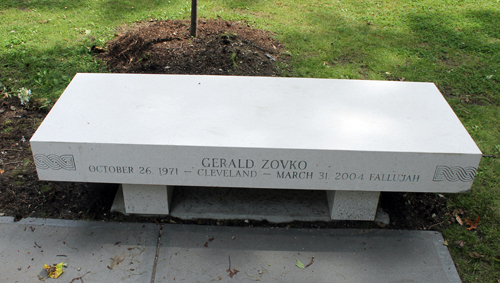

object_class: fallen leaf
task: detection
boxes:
[456,215,463,226]
[43,262,66,278]
[443,240,449,246]
[469,251,485,258]
[454,240,464,248]
[0,169,4,174]
[203,242,208,248]
[295,259,305,269]
[109,255,124,269]
[208,237,214,242]
[465,216,479,231]
[305,256,315,267]
[91,45,106,53]
[226,268,239,278]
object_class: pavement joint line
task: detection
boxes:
[150,223,163,283]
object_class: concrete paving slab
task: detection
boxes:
[157,225,460,283]
[0,217,460,282]
[0,218,159,283]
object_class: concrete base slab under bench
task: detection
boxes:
[111,186,390,224]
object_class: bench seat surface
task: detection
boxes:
[30,73,481,192]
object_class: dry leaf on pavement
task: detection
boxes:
[295,259,305,269]
[109,255,124,269]
[226,268,239,278]
[43,262,66,278]
[305,256,315,267]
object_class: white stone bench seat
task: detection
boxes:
[30,73,481,220]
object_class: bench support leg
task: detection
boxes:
[121,184,174,215]
[326,190,380,221]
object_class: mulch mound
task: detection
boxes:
[99,19,288,76]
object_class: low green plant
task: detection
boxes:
[230,52,238,68]
[40,185,52,194]
[2,127,13,134]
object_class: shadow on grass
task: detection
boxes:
[1,0,84,10]
[406,10,499,104]
[223,0,262,9]
[0,43,104,101]
[288,8,499,105]
[407,11,499,55]
[2,0,174,21]
[99,0,169,21]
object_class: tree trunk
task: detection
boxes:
[190,0,198,37]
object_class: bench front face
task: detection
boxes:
[30,74,481,193]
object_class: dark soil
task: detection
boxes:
[99,19,288,76]
[0,19,450,230]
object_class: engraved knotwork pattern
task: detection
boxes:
[34,154,76,171]
[433,165,477,182]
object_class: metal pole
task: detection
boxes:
[190,0,198,37]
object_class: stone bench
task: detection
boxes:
[30,73,482,221]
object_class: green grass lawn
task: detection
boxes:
[1,0,499,281]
